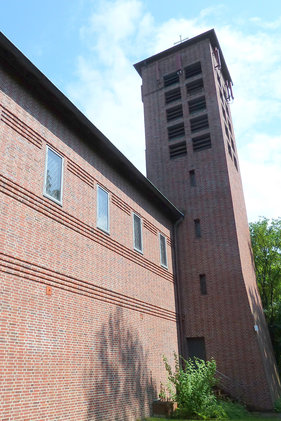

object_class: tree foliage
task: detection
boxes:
[162,353,227,419]
[249,217,281,374]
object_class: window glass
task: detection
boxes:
[97,186,109,232]
[200,274,207,295]
[44,147,63,203]
[133,214,142,252]
[194,219,201,238]
[160,234,168,268]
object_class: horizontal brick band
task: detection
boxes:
[0,174,174,283]
[0,103,44,149]
[0,253,177,322]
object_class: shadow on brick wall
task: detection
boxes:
[84,307,157,420]
[248,283,281,406]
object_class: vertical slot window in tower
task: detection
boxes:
[233,155,238,170]
[133,213,143,253]
[194,219,201,238]
[159,233,168,268]
[224,123,229,139]
[222,107,226,121]
[227,143,232,158]
[199,274,207,295]
[226,104,230,117]
[189,170,196,187]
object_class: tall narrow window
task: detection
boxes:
[199,274,207,295]
[44,146,63,204]
[97,185,109,233]
[159,233,168,268]
[133,213,143,253]
[194,219,201,238]
[189,170,196,187]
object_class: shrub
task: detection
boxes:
[219,400,248,419]
[274,396,281,412]
[162,353,226,419]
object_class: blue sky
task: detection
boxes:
[1,0,281,221]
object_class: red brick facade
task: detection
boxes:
[135,30,281,409]
[1,29,280,420]
[0,34,181,420]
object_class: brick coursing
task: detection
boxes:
[0,65,178,420]
[139,36,281,409]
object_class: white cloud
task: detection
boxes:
[67,0,281,221]
[240,133,281,221]
[250,16,281,30]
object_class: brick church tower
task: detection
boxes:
[135,29,280,409]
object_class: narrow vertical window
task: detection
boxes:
[44,146,63,204]
[133,213,143,253]
[97,185,109,233]
[200,274,207,295]
[159,233,168,268]
[194,219,201,238]
[189,170,196,187]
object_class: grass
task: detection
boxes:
[145,415,278,421]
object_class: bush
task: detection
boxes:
[274,397,281,412]
[219,401,248,419]
[162,353,227,419]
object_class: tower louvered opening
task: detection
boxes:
[190,114,209,133]
[186,79,204,95]
[164,71,180,87]
[168,123,185,139]
[192,133,211,151]
[166,105,183,121]
[188,96,206,114]
[185,62,202,79]
[169,141,187,158]
[165,88,181,104]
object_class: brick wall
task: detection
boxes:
[0,66,179,420]
[139,35,281,409]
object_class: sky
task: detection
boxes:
[1,0,281,222]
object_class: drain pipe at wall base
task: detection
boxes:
[172,213,185,359]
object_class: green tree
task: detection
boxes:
[249,217,281,374]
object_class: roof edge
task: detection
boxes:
[0,31,183,223]
[134,28,232,84]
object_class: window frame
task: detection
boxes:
[159,233,168,269]
[133,212,143,253]
[97,184,110,234]
[43,145,64,206]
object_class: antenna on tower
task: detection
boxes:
[174,35,189,45]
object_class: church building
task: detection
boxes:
[0,29,280,420]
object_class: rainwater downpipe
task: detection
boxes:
[172,213,185,358]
